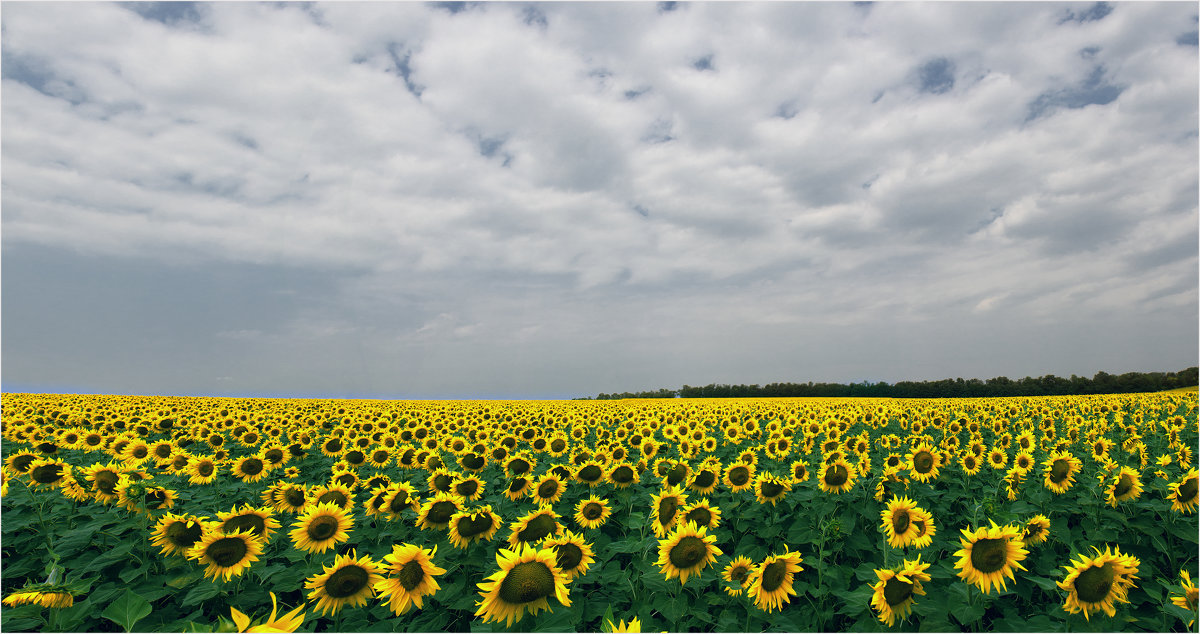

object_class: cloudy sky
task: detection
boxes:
[2,1,1197,399]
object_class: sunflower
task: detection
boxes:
[305,550,384,616]
[426,468,457,495]
[575,461,606,487]
[869,556,932,627]
[446,474,483,501]
[656,521,723,585]
[722,555,755,596]
[1168,468,1198,514]
[448,506,502,549]
[650,485,688,538]
[1022,514,1051,546]
[274,483,310,514]
[310,483,355,511]
[747,548,804,612]
[1058,545,1140,620]
[150,513,213,557]
[908,443,941,482]
[662,460,692,487]
[789,460,810,485]
[231,455,270,483]
[1170,569,1198,628]
[754,473,792,506]
[230,591,306,633]
[375,543,446,615]
[188,457,221,485]
[681,499,722,530]
[573,495,611,530]
[881,496,922,549]
[960,453,982,476]
[723,462,756,492]
[188,527,263,581]
[2,584,76,609]
[608,462,640,489]
[504,454,536,478]
[543,530,595,580]
[1013,451,1035,472]
[289,502,354,554]
[531,473,567,505]
[474,543,572,627]
[217,504,281,541]
[383,483,421,519]
[987,448,1008,470]
[506,506,564,548]
[1104,466,1144,507]
[417,492,465,531]
[26,458,71,489]
[953,520,1028,594]
[908,508,936,550]
[685,461,719,495]
[1042,451,1082,494]
[818,459,857,494]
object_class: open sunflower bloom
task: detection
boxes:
[1058,545,1140,620]
[953,520,1028,594]
[475,543,572,627]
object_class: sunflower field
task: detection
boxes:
[1,391,1197,633]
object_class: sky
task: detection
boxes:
[2,1,1197,400]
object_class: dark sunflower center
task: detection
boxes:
[1114,474,1134,497]
[325,565,370,599]
[517,514,556,542]
[668,536,708,569]
[1074,562,1116,603]
[132,446,148,459]
[578,465,602,482]
[498,561,555,604]
[389,494,412,513]
[970,537,1009,574]
[207,536,249,567]
[508,478,528,493]
[824,465,848,487]
[509,459,531,475]
[318,491,349,507]
[793,465,807,480]
[224,514,266,537]
[550,439,566,452]
[308,515,340,541]
[730,565,749,583]
[760,560,788,592]
[284,488,307,507]
[398,560,425,591]
[172,456,189,470]
[456,479,480,497]
[1024,523,1042,539]
[883,577,914,607]
[345,451,365,465]
[166,520,204,547]
[887,456,901,468]
[729,466,750,486]
[241,458,264,476]
[554,542,584,571]
[1180,476,1198,501]
[457,513,495,538]
[612,466,635,484]
[154,445,172,458]
[326,439,343,452]
[760,480,785,498]
[85,434,103,446]
[31,464,64,484]
[912,520,927,537]
[146,490,167,506]
[335,473,356,488]
[427,501,457,524]
[537,480,560,499]
[912,451,934,473]
[198,463,215,477]
[582,502,603,520]
[667,463,688,485]
[692,470,714,488]
[95,471,119,493]
[433,474,453,492]
[657,497,679,525]
[685,507,712,527]
[892,510,910,534]
[463,454,485,470]
[1050,459,1071,483]
[265,449,285,464]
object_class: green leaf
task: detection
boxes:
[101,590,152,633]
[182,582,221,606]
[1029,575,1059,591]
[165,570,204,589]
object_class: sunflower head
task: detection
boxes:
[375,543,446,615]
[722,555,755,596]
[448,506,501,549]
[289,501,354,554]
[1058,545,1141,621]
[870,557,932,627]
[748,549,804,612]
[655,521,723,585]
[305,550,385,616]
[573,495,612,530]
[474,544,572,627]
[188,527,264,581]
[953,520,1029,594]
[507,506,563,548]
[543,530,596,581]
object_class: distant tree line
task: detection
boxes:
[588,367,1198,400]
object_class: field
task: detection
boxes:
[1,391,1197,632]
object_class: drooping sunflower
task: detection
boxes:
[289,501,354,554]
[1168,468,1198,514]
[907,443,941,483]
[869,556,932,627]
[650,485,688,538]
[818,459,857,494]
[723,555,755,596]
[217,504,281,542]
[375,543,446,616]
[953,520,1028,594]
[573,495,611,530]
[187,527,264,581]
[680,498,722,531]
[881,495,922,549]
[907,508,936,550]
[474,543,572,627]
[305,550,385,616]
[1043,451,1082,494]
[504,476,532,501]
[656,521,723,585]
[506,506,564,548]
[6,450,40,475]
[447,505,502,549]
[1170,569,1198,628]
[2,584,76,609]
[1058,545,1140,621]
[416,492,465,531]
[754,473,792,506]
[723,462,756,492]
[542,530,595,580]
[1022,514,1051,546]
[150,513,214,557]
[747,548,804,612]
